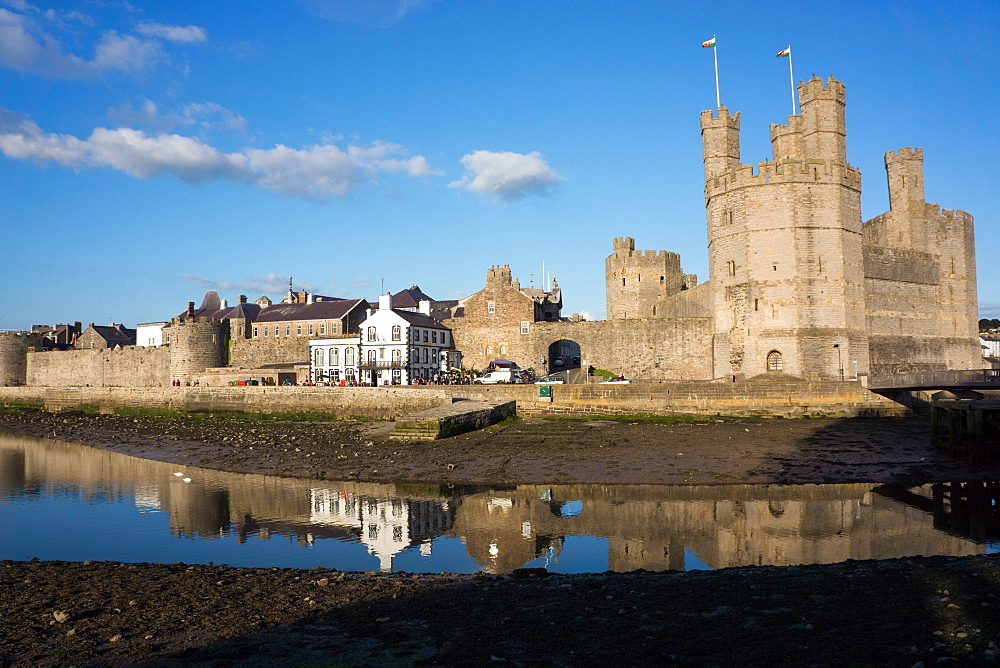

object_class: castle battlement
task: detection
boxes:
[886,147,923,162]
[797,75,845,106]
[704,158,861,199]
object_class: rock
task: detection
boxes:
[110,634,122,643]
[317,578,330,586]
[376,617,390,622]
[52,610,71,624]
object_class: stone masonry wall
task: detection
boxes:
[230,336,311,368]
[0,378,905,419]
[26,347,170,387]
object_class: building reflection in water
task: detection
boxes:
[1,433,998,573]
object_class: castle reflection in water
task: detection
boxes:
[3,433,999,574]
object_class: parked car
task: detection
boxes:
[598,376,630,384]
[512,370,532,384]
[552,356,565,366]
[473,370,513,384]
[535,374,566,384]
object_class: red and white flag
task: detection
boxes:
[776,46,790,58]
[702,36,716,48]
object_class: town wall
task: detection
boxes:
[230,336,311,369]
[0,378,905,419]
[447,316,714,379]
[26,347,170,387]
[0,332,43,386]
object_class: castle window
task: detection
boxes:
[652,306,657,316]
[660,276,665,285]
[622,278,626,286]
[488,302,495,313]
[767,351,783,372]
[520,321,529,335]
[754,299,759,311]
[727,261,736,277]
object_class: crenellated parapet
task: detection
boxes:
[704,158,862,200]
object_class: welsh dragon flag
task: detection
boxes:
[776,47,791,57]
[702,37,716,48]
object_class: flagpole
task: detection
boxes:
[713,38,721,109]
[786,45,797,116]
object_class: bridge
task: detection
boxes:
[868,369,1000,392]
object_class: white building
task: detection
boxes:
[135,321,168,347]
[309,294,461,386]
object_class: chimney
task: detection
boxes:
[238,295,247,304]
[307,293,314,304]
[186,302,195,317]
[378,293,393,310]
[418,299,431,316]
[221,298,228,308]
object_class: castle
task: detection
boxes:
[0,76,981,387]
[447,76,980,380]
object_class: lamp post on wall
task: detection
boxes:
[834,343,844,381]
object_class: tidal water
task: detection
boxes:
[2,433,999,574]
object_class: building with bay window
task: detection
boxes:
[310,293,461,386]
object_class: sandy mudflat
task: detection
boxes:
[3,408,1000,665]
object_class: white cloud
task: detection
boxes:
[449,150,563,202]
[135,22,207,43]
[299,0,438,28]
[183,273,318,295]
[980,304,1000,318]
[0,7,192,79]
[108,99,248,135]
[0,107,439,201]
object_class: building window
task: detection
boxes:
[320,323,326,335]
[431,331,437,343]
[441,332,448,345]
[368,326,377,342]
[315,348,324,366]
[331,322,338,335]
[392,325,401,341]
[297,325,302,335]
[520,321,529,335]
[253,326,258,337]
[307,324,313,335]
[345,348,355,365]
[331,369,340,383]
[368,350,376,362]
[500,345,506,355]
[379,347,386,359]
[330,348,339,365]
[263,326,268,337]
[392,369,401,384]
[423,330,428,342]
[285,325,290,336]
[392,349,401,362]
[767,350,783,372]
[486,345,492,355]
[652,306,657,316]
[274,326,279,337]
[487,302,495,313]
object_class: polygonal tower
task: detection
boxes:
[701,76,869,379]
[168,317,228,384]
[605,237,693,319]
[0,332,43,386]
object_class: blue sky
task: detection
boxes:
[1,0,997,330]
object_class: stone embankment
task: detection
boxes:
[0,377,909,421]
[390,399,516,440]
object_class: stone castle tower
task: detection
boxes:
[701,76,869,379]
[863,147,979,373]
[0,331,44,386]
[605,237,696,319]
[168,317,228,384]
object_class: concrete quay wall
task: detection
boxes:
[0,379,905,419]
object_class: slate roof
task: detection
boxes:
[390,285,434,309]
[254,299,368,323]
[387,309,450,330]
[92,325,136,345]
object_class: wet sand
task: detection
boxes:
[3,408,1000,665]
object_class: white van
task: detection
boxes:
[473,369,513,384]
